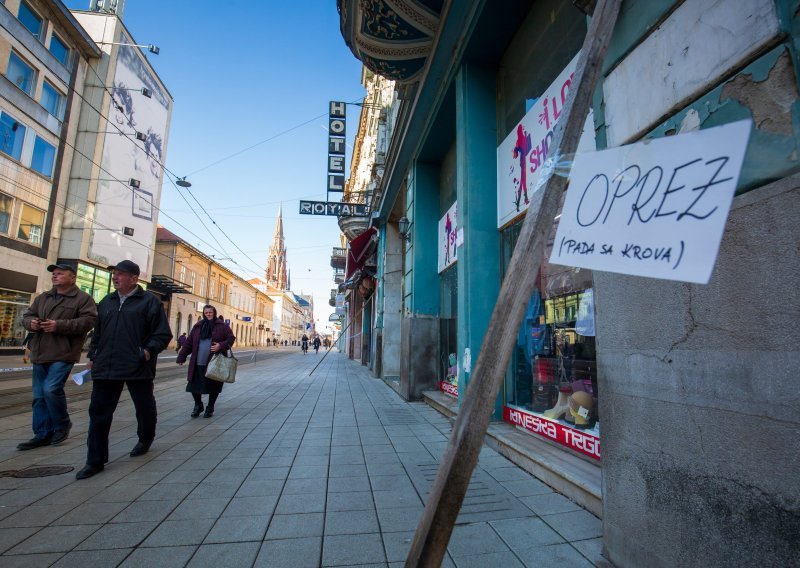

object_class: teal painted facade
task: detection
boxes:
[454,64,501,415]
[593,0,800,193]
[406,162,441,316]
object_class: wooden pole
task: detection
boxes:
[405,1,622,565]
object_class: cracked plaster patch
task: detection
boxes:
[720,51,798,136]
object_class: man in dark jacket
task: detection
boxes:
[76,260,172,480]
[18,263,96,450]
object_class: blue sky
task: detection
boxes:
[65,0,365,327]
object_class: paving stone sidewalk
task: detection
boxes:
[0,350,607,567]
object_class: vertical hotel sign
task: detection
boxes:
[327,101,346,197]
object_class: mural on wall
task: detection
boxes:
[437,201,458,273]
[496,52,595,229]
[88,32,171,281]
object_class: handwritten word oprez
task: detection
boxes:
[551,120,751,284]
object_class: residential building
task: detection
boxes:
[334,67,395,367]
[337,1,799,566]
[0,0,100,349]
[154,227,275,348]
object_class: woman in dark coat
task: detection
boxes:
[176,305,235,418]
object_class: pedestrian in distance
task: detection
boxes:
[176,304,235,418]
[76,260,172,480]
[176,332,187,353]
[301,333,309,354]
[313,335,321,354]
[18,263,96,451]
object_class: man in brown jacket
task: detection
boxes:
[18,263,96,450]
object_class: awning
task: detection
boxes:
[346,227,378,279]
[149,274,192,295]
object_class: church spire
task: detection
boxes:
[265,205,288,290]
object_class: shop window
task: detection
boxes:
[439,265,458,397]
[49,34,70,67]
[30,136,56,177]
[501,220,600,459]
[40,81,65,120]
[76,263,94,295]
[17,203,44,245]
[0,111,26,160]
[7,51,35,96]
[0,288,32,347]
[17,1,42,40]
[93,269,110,302]
[0,192,13,234]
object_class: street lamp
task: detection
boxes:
[398,216,411,241]
[108,87,152,98]
[175,177,192,188]
[79,130,147,141]
[100,42,160,55]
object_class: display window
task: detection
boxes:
[76,263,112,302]
[501,221,600,460]
[439,265,458,398]
[0,288,31,347]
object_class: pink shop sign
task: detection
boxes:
[496,52,596,229]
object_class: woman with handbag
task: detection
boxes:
[176,305,235,418]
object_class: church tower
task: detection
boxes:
[265,205,289,290]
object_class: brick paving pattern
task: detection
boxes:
[0,350,607,567]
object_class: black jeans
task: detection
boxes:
[86,379,157,466]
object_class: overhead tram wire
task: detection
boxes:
[0,171,201,269]
[48,71,246,266]
[169,176,266,275]
[55,133,246,267]
[0,169,264,282]
[79,60,288,273]
[77,58,361,273]
[185,97,365,177]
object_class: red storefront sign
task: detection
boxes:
[439,381,458,398]
[503,406,600,460]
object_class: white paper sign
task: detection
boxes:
[496,52,596,229]
[550,120,751,284]
[437,201,458,273]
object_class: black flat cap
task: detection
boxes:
[108,260,140,276]
[47,263,76,273]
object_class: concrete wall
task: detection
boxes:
[595,173,800,567]
[381,223,402,378]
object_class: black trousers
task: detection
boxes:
[86,379,157,466]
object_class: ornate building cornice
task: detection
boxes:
[337,0,443,83]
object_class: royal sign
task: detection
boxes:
[503,405,600,460]
[299,201,369,217]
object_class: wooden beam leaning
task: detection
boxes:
[405,1,623,566]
